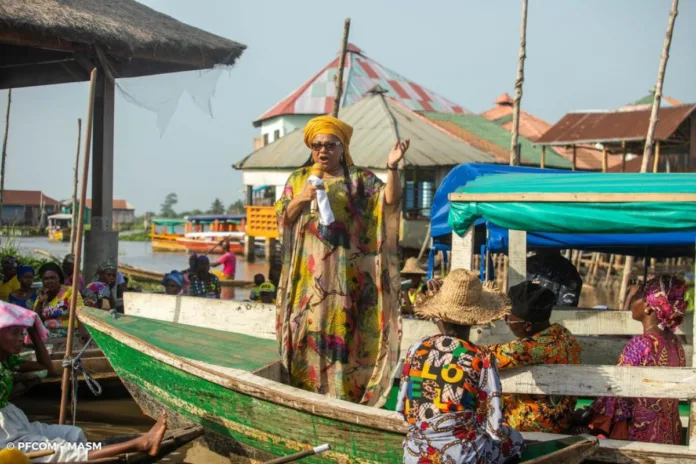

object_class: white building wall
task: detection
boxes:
[260,115,317,143]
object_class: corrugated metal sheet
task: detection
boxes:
[425,112,572,169]
[536,104,696,145]
[253,44,468,126]
[3,190,59,206]
[236,95,495,170]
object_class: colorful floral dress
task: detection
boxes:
[83,281,112,309]
[397,335,524,463]
[33,286,84,338]
[275,165,401,406]
[589,332,685,444]
[487,323,581,433]
[0,355,21,408]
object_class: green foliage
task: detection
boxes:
[0,237,58,280]
[208,198,225,215]
[119,230,151,242]
[227,200,245,215]
[160,193,178,218]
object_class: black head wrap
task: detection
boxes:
[508,281,556,322]
[38,262,65,285]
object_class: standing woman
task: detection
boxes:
[275,115,408,406]
[8,266,37,310]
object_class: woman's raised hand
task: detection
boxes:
[387,138,410,168]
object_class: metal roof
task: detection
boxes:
[424,112,572,169]
[253,44,468,127]
[536,104,696,146]
[3,190,60,206]
[236,93,496,170]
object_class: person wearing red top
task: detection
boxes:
[212,242,236,280]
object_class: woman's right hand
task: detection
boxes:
[37,288,48,304]
[297,182,322,203]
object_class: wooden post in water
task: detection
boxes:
[331,18,351,118]
[59,68,97,425]
[0,90,11,219]
[640,0,679,173]
[509,0,528,166]
[602,147,608,173]
[621,141,627,172]
[540,145,546,168]
[571,145,577,171]
[69,119,82,254]
[653,141,661,173]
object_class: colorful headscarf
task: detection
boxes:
[161,270,184,289]
[98,259,117,273]
[303,115,354,166]
[0,300,48,341]
[644,275,687,332]
[17,265,34,277]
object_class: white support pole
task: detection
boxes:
[508,230,527,289]
[451,225,474,271]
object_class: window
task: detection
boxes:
[263,133,269,146]
[403,167,436,219]
[273,129,281,141]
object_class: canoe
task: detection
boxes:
[78,307,598,463]
[175,237,245,255]
[151,233,187,253]
[119,265,254,289]
[87,425,203,463]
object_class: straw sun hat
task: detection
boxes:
[401,258,426,275]
[414,269,510,326]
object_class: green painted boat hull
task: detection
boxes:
[82,308,592,463]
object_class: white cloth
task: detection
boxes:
[0,403,89,462]
[307,175,335,226]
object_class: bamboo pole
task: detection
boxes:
[540,145,546,168]
[640,0,679,173]
[59,68,97,425]
[0,90,11,219]
[417,223,431,262]
[653,140,661,173]
[69,118,82,254]
[604,254,615,286]
[331,18,351,118]
[509,0,528,166]
[621,141,627,172]
[602,147,608,173]
[571,145,577,171]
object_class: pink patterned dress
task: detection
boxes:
[589,332,685,444]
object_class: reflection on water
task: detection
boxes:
[13,237,270,282]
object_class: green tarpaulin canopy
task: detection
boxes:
[448,173,696,236]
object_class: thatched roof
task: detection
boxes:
[0,0,247,88]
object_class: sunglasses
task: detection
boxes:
[311,141,342,151]
[503,314,526,325]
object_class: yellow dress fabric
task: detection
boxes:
[275,165,401,407]
[34,285,84,337]
[0,276,20,302]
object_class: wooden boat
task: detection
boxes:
[119,264,254,289]
[79,307,599,463]
[150,218,187,253]
[47,213,72,242]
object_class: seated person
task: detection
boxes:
[189,256,221,299]
[0,301,168,461]
[582,275,687,444]
[161,271,184,296]
[487,282,581,433]
[398,269,524,463]
[527,249,582,306]
[249,274,266,301]
[83,260,117,310]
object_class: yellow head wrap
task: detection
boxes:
[303,116,354,167]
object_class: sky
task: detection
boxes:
[1,0,695,215]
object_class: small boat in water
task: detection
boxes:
[150,218,186,253]
[47,213,72,242]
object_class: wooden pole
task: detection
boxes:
[331,18,351,118]
[0,90,11,219]
[621,141,627,172]
[59,68,97,425]
[509,0,528,166]
[540,145,546,168]
[602,147,608,173]
[640,0,679,173]
[604,254,615,286]
[69,118,82,254]
[572,145,577,171]
[653,140,661,173]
